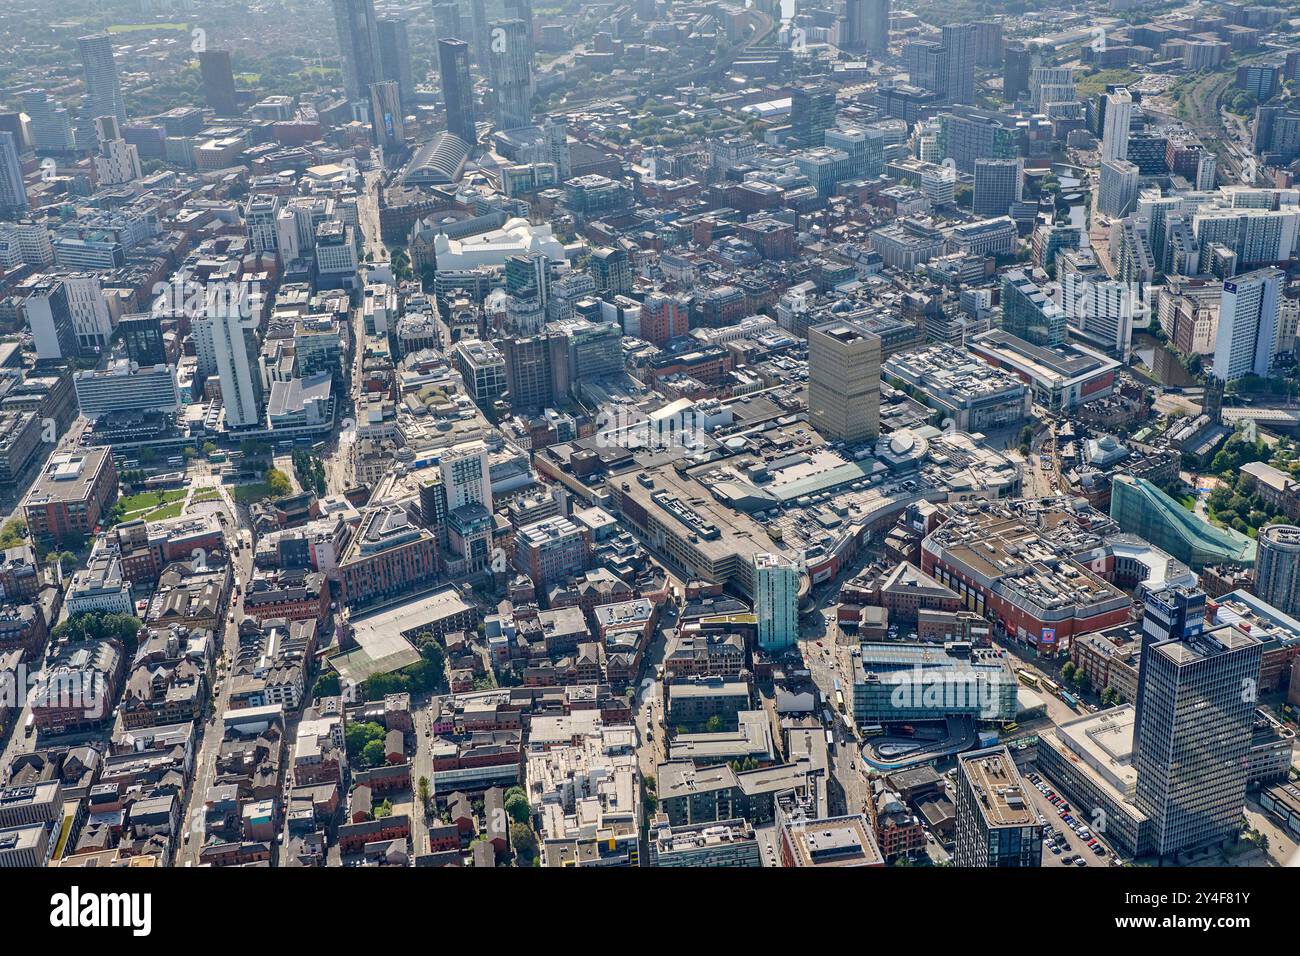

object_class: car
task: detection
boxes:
[1095,845,1107,856]
[1049,844,1061,855]
[1074,857,1087,867]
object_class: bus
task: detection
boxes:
[862,723,885,737]
[1040,677,1062,698]
[1001,721,1019,733]
[1016,669,1039,689]
[835,690,846,713]
[1061,690,1079,708]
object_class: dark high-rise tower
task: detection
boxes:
[439,38,477,145]
[432,2,463,41]
[1003,42,1035,102]
[1133,618,1261,858]
[331,0,383,104]
[119,313,168,367]
[199,50,239,116]
[790,83,837,147]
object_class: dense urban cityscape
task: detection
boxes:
[0,0,1295,899]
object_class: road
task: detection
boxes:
[179,534,256,866]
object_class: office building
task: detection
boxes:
[0,133,26,218]
[118,313,167,367]
[806,320,881,444]
[972,157,1022,218]
[1100,87,1132,162]
[1133,584,1207,761]
[649,818,761,867]
[22,447,119,541]
[439,38,477,146]
[1254,525,1300,618]
[954,746,1041,867]
[790,83,837,147]
[199,50,239,116]
[590,246,632,296]
[1098,158,1139,218]
[1059,248,1135,359]
[74,361,180,419]
[754,552,799,653]
[22,277,78,360]
[1110,475,1256,570]
[1000,269,1065,346]
[778,811,884,867]
[331,0,383,104]
[1213,267,1285,382]
[515,515,588,587]
[488,19,534,132]
[1133,622,1262,858]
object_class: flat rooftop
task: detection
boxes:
[958,746,1036,828]
[783,813,883,867]
[331,588,473,683]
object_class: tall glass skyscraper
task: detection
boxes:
[1133,622,1261,859]
[438,38,477,146]
[331,0,382,104]
[77,34,127,147]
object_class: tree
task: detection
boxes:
[0,516,26,548]
[418,776,431,815]
[264,467,292,498]
[705,714,723,732]
[313,671,341,698]
[374,799,394,819]
[52,611,143,650]
[510,823,538,858]
[361,738,387,768]
[504,792,531,824]
[345,721,386,763]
